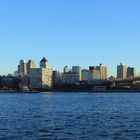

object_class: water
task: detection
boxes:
[0,92,140,140]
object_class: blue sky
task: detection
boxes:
[0,0,140,76]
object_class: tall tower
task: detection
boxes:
[72,66,82,81]
[117,63,127,79]
[89,66,100,80]
[96,64,108,79]
[30,57,52,89]
[81,69,89,81]
[40,57,49,68]
[27,60,36,75]
[18,60,27,76]
[127,67,136,78]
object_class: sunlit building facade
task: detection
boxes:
[30,57,52,89]
[27,59,36,76]
[117,63,127,79]
[81,69,89,81]
[72,66,82,81]
[96,64,108,79]
[18,60,27,76]
[89,66,100,80]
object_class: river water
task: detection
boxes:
[0,92,140,140]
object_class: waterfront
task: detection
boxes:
[0,93,140,139]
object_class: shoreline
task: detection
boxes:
[0,89,140,93]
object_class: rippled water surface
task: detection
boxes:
[0,92,140,140]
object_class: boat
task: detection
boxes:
[19,86,39,93]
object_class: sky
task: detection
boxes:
[0,0,140,76]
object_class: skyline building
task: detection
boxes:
[96,64,108,79]
[40,57,49,68]
[30,57,52,89]
[52,70,62,85]
[72,66,82,81]
[81,69,89,81]
[14,58,139,82]
[62,72,80,84]
[18,60,27,76]
[89,66,100,80]
[89,64,108,80]
[117,63,127,79]
[127,67,136,78]
[27,60,36,76]
[61,66,82,84]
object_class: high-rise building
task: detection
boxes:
[89,66,100,80]
[27,60,36,76]
[127,67,136,78]
[30,57,52,89]
[18,60,27,76]
[89,64,108,80]
[72,66,82,81]
[117,63,127,79]
[52,71,62,85]
[61,66,82,84]
[40,57,49,68]
[96,64,108,79]
[81,69,89,81]
[62,72,80,84]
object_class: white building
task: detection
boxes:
[30,57,52,89]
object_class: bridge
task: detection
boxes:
[110,76,140,83]
[108,76,140,89]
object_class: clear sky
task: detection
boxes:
[0,0,140,76]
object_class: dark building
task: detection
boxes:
[127,67,136,78]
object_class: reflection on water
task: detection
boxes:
[0,92,140,140]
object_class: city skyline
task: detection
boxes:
[1,57,139,77]
[15,58,138,78]
[0,0,140,76]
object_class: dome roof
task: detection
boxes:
[40,57,48,63]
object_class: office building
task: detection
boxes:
[52,71,62,85]
[40,57,49,68]
[72,66,82,81]
[117,63,127,79]
[96,64,108,79]
[30,57,52,89]
[18,60,27,76]
[27,59,36,76]
[89,66,100,80]
[62,72,80,84]
[61,66,82,84]
[127,67,136,78]
[81,69,89,81]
